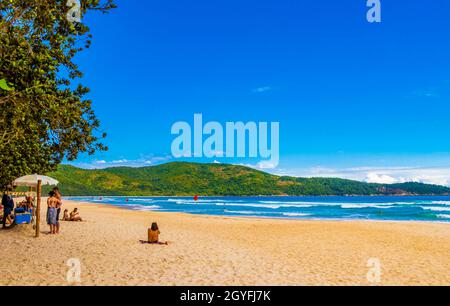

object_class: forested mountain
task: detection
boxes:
[47,162,450,196]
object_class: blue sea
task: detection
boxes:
[67,196,450,222]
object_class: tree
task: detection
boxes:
[0,0,116,188]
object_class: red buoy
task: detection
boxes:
[194,195,199,201]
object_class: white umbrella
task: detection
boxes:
[13,174,59,187]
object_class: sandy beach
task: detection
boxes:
[0,199,449,286]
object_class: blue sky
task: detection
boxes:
[71,0,450,185]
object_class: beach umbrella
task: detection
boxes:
[13,174,59,187]
[13,174,59,238]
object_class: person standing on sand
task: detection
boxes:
[53,187,62,233]
[1,186,14,229]
[47,191,61,234]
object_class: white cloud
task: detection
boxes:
[70,155,173,169]
[252,86,272,93]
[150,155,173,162]
[366,173,399,184]
[362,167,450,186]
[409,89,441,99]
[406,174,449,187]
[111,159,128,164]
[274,166,450,187]
[239,161,278,170]
[256,161,277,169]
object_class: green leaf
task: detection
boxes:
[0,79,13,91]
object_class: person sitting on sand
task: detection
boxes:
[16,196,32,212]
[69,208,82,222]
[146,222,168,245]
[62,209,70,221]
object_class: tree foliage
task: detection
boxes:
[0,0,115,188]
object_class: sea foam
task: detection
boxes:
[421,207,450,212]
[436,214,450,219]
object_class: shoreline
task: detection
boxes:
[87,200,450,225]
[1,199,449,285]
[66,196,450,224]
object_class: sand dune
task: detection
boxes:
[0,199,449,286]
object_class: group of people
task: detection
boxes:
[62,208,82,222]
[2,186,166,245]
[1,189,34,229]
[47,187,82,234]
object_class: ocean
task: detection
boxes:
[67,196,450,222]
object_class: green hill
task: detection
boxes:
[47,162,450,196]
